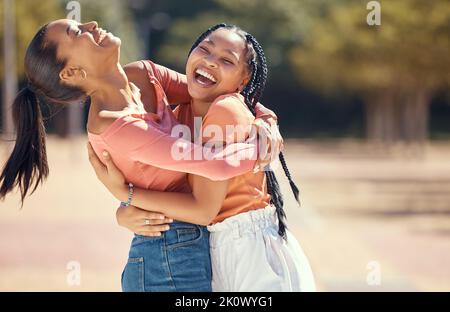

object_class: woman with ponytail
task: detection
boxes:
[90,24,316,291]
[0,23,86,204]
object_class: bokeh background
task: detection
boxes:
[0,0,449,291]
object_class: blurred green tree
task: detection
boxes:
[291,0,450,144]
[0,0,64,83]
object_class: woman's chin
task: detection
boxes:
[113,37,122,46]
[108,39,121,49]
[107,39,121,53]
[102,36,121,49]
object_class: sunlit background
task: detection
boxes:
[1,0,449,291]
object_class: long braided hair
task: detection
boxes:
[188,23,300,239]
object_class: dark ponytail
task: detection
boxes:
[189,24,301,240]
[0,23,87,205]
[0,87,48,205]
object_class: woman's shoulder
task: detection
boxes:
[87,111,125,136]
[87,110,149,137]
[123,60,161,89]
[123,60,156,76]
[210,93,250,115]
[204,93,254,127]
[123,60,172,84]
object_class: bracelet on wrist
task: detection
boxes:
[120,183,134,207]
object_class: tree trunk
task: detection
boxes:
[402,88,429,145]
[365,88,430,149]
[366,91,397,143]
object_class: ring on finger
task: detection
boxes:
[144,219,151,226]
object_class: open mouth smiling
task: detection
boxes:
[95,29,108,45]
[194,68,218,87]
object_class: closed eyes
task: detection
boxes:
[222,58,234,65]
[199,46,209,53]
[198,46,235,65]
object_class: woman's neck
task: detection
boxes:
[191,98,213,118]
[89,63,138,112]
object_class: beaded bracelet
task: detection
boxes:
[120,183,134,207]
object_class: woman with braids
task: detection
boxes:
[89,23,316,291]
[0,19,281,291]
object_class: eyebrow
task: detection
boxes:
[203,39,240,62]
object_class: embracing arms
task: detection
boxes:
[88,144,227,226]
[98,61,283,233]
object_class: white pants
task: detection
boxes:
[207,205,316,292]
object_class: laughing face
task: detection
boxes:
[186,28,251,103]
[44,19,121,88]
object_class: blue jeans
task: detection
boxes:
[121,221,212,292]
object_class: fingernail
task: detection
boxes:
[102,151,109,158]
[159,215,165,220]
[168,219,173,223]
[165,226,170,230]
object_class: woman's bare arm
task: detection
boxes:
[88,143,227,226]
[130,175,228,226]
